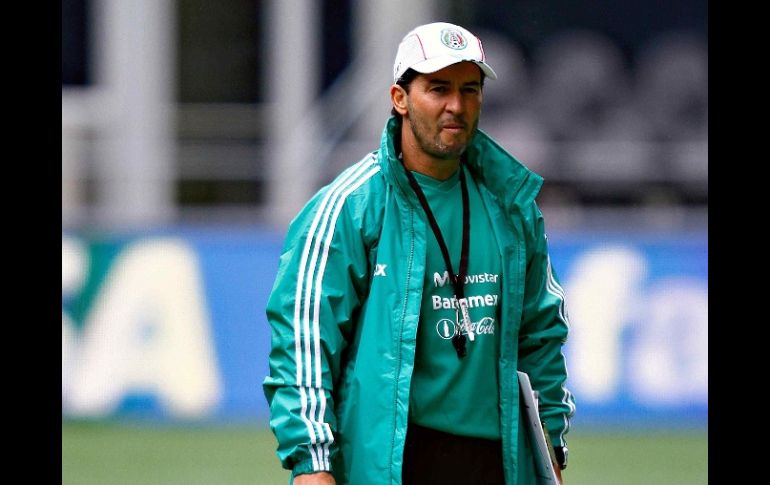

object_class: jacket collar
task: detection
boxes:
[378,115,543,211]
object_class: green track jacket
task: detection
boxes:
[264,115,576,484]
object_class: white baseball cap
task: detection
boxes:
[393,22,498,83]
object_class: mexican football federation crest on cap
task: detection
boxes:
[440,28,467,50]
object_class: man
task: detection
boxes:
[264,21,576,485]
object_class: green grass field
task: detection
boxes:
[62,420,707,484]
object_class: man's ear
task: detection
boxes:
[390,84,408,116]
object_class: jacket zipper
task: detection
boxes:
[390,207,415,483]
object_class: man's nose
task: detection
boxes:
[445,90,464,114]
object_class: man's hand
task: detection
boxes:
[293,471,336,485]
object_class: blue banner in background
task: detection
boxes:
[61,226,707,427]
[547,232,707,428]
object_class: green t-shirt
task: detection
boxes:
[408,165,503,440]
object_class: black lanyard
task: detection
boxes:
[403,161,470,358]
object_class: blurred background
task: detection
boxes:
[62,0,707,483]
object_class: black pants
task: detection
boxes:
[402,422,506,485]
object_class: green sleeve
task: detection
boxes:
[518,202,577,448]
[262,186,372,475]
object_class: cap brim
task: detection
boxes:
[410,56,498,80]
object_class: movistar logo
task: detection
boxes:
[433,271,498,287]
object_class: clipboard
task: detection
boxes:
[517,371,561,484]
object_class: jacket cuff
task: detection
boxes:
[291,457,331,478]
[542,415,568,448]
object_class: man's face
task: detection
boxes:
[403,62,483,161]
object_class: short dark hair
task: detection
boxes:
[390,66,486,118]
[391,68,421,118]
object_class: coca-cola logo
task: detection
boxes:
[435,317,496,339]
[436,318,458,339]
